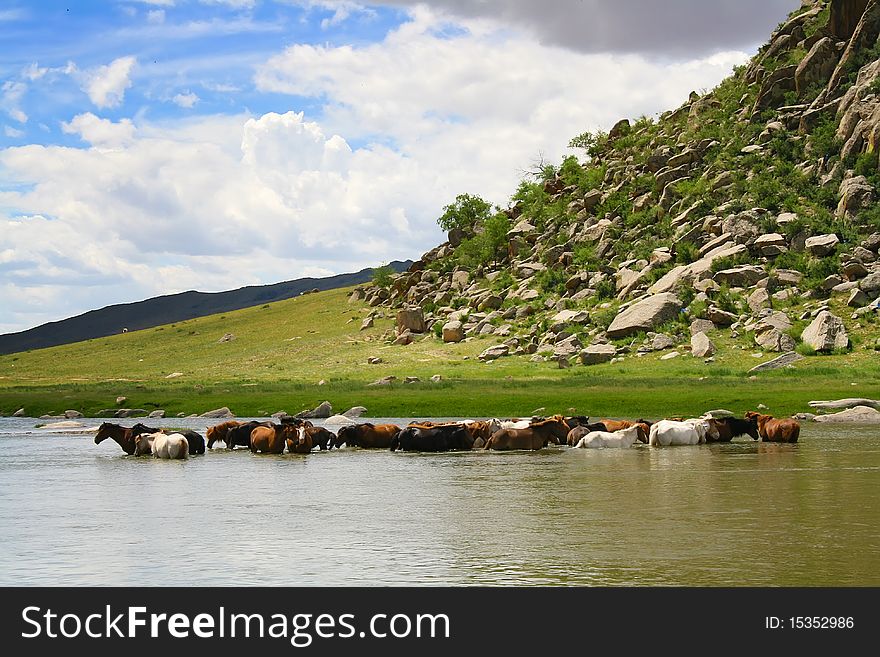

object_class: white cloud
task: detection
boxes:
[172,91,199,108]
[136,1,175,6]
[147,9,166,24]
[2,81,28,123]
[200,0,257,8]
[61,113,136,149]
[83,56,137,109]
[4,126,24,138]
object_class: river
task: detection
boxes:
[0,417,878,586]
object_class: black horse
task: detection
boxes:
[391,424,473,452]
[224,421,272,450]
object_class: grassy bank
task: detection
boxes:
[1,286,878,419]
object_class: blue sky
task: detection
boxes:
[0,0,797,334]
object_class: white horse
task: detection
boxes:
[648,419,715,446]
[500,419,531,430]
[149,432,189,459]
[133,432,155,456]
[572,425,642,449]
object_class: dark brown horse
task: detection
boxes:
[484,416,570,451]
[94,422,162,455]
[335,423,401,448]
[285,425,315,454]
[745,412,800,443]
[566,421,609,446]
[706,417,760,442]
[206,420,243,448]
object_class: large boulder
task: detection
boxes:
[713,265,765,287]
[479,345,509,361]
[805,234,840,257]
[747,288,772,313]
[836,176,875,219]
[579,344,617,365]
[748,351,804,373]
[200,407,234,419]
[297,401,333,419]
[442,320,464,343]
[829,0,871,39]
[813,406,880,424]
[801,311,850,351]
[860,271,880,296]
[691,332,716,358]
[396,308,426,334]
[606,293,683,339]
[795,36,841,94]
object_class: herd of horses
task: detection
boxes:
[93,410,800,459]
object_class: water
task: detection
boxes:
[0,417,878,586]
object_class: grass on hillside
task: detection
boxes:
[0,286,878,419]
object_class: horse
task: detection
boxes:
[132,432,156,456]
[460,420,501,449]
[334,423,401,448]
[571,425,642,449]
[223,421,272,450]
[745,411,800,443]
[286,426,315,454]
[206,421,243,449]
[94,421,160,455]
[484,416,570,451]
[250,424,297,454]
[391,424,473,452]
[565,421,609,446]
[704,416,759,442]
[132,423,205,455]
[303,425,336,450]
[649,419,716,446]
[599,419,651,444]
[141,432,188,459]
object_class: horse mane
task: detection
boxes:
[359,423,375,430]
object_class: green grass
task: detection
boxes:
[0,286,878,419]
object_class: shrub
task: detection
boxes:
[372,264,394,288]
[675,241,699,265]
[437,193,493,232]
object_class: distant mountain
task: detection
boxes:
[0,261,412,355]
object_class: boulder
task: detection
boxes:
[148,410,166,419]
[747,288,771,313]
[368,376,396,387]
[705,307,738,326]
[396,308,426,334]
[430,374,443,382]
[848,288,870,307]
[813,406,880,424]
[218,333,236,343]
[660,351,680,360]
[64,410,83,419]
[801,311,849,351]
[479,345,510,361]
[753,233,787,257]
[805,234,840,257]
[829,0,871,40]
[551,309,589,324]
[442,320,464,343]
[116,396,127,405]
[606,293,683,339]
[451,270,470,290]
[114,409,148,418]
[478,295,504,311]
[808,398,880,411]
[795,36,840,94]
[200,407,234,419]
[297,401,333,419]
[690,318,716,335]
[836,175,874,219]
[393,331,413,345]
[713,265,765,287]
[755,328,796,352]
[554,334,583,359]
[860,271,880,296]
[748,351,805,373]
[691,332,716,358]
[324,414,356,426]
[12,408,25,417]
[579,344,617,365]
[342,406,368,418]
[652,333,676,351]
[360,317,374,330]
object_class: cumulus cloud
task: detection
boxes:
[2,81,28,123]
[4,126,24,138]
[367,0,797,57]
[61,113,136,148]
[83,56,137,109]
[147,9,166,24]
[200,0,257,8]
[172,91,199,108]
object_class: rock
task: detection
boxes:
[114,408,148,418]
[165,372,184,379]
[848,288,870,307]
[579,344,616,365]
[452,270,470,290]
[393,331,413,346]
[813,406,880,424]
[360,317,374,330]
[368,376,396,387]
[296,401,332,419]
[691,332,716,358]
[442,320,464,343]
[38,421,86,430]
[200,407,234,419]
[652,333,676,351]
[836,175,874,219]
[660,351,680,360]
[404,376,421,384]
[114,396,128,406]
[218,333,235,343]
[479,345,510,361]
[324,414,356,426]
[64,410,83,419]
[755,328,796,352]
[554,334,583,359]
[747,288,771,313]
[430,374,443,383]
[702,409,735,419]
[860,271,880,296]
[609,118,631,140]
[801,311,849,351]
[713,265,765,287]
[805,234,840,257]
[12,408,25,417]
[689,319,716,335]
[396,308,426,334]
[829,0,871,40]
[753,233,787,256]
[148,410,166,419]
[271,411,289,419]
[808,398,880,411]
[551,309,589,324]
[795,36,840,94]
[367,357,383,365]
[342,406,368,418]
[705,307,738,326]
[606,293,683,339]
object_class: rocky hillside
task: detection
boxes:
[355,0,880,370]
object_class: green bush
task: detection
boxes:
[437,193,493,232]
[372,265,394,288]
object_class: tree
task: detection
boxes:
[372,264,394,288]
[437,193,493,232]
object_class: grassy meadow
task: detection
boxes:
[0,286,878,419]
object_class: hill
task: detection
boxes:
[0,261,410,355]
[360,0,880,370]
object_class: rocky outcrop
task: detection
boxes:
[200,406,234,419]
[801,311,850,351]
[812,405,880,423]
[396,308,426,334]
[606,293,682,339]
[297,401,332,419]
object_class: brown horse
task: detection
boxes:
[286,426,315,454]
[94,421,162,455]
[745,412,800,443]
[599,419,651,444]
[706,417,760,442]
[461,420,499,449]
[248,424,286,454]
[206,420,243,448]
[335,423,401,448]
[566,421,609,446]
[484,416,570,451]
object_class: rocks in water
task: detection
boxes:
[12,408,25,417]
[200,407,234,419]
[218,333,236,343]
[748,351,804,373]
[579,344,616,365]
[396,308,426,334]
[297,401,332,419]
[324,414,356,425]
[606,293,682,339]
[64,410,83,419]
[99,408,148,418]
[801,311,849,351]
[342,406,368,418]
[813,406,880,424]
[442,320,464,343]
[148,410,166,419]
[808,398,880,411]
[805,233,840,257]
[691,332,716,358]
[479,345,510,361]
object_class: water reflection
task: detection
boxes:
[0,418,878,585]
